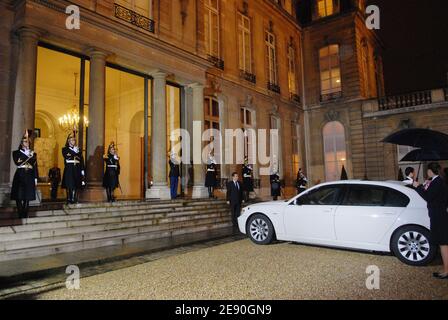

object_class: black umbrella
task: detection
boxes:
[401,148,448,162]
[382,128,448,152]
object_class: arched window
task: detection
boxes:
[323,121,347,181]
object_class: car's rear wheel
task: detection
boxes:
[247,214,275,245]
[391,225,436,266]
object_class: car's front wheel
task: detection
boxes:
[247,214,275,245]
[391,225,436,266]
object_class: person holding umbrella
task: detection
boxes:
[413,162,448,279]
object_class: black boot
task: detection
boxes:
[110,189,116,202]
[106,188,112,202]
[67,189,73,204]
[22,201,29,219]
[73,190,78,204]
[16,200,24,219]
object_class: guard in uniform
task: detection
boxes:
[61,131,85,204]
[11,130,39,218]
[168,151,180,199]
[242,158,254,202]
[205,154,217,198]
[103,142,120,202]
[48,165,61,201]
[270,170,281,201]
[295,168,308,195]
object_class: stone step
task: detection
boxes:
[0,203,229,228]
[0,205,229,234]
[0,220,232,262]
[0,208,230,241]
[0,199,227,220]
[0,213,231,252]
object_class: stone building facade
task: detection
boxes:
[1,0,445,205]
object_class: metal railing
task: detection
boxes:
[240,70,256,84]
[267,82,281,94]
[207,55,225,70]
[320,91,342,102]
[114,4,155,33]
[290,93,301,104]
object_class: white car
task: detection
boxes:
[238,180,436,266]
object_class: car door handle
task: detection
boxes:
[323,209,333,213]
[382,212,395,215]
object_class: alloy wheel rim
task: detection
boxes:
[250,218,269,241]
[397,231,430,262]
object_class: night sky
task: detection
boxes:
[366,0,448,95]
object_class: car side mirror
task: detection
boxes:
[295,197,303,206]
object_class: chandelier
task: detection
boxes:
[58,107,89,131]
[58,72,89,131]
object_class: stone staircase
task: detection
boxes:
[0,199,232,262]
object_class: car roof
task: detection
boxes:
[309,180,427,207]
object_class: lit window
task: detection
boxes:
[323,121,346,181]
[291,123,300,175]
[317,0,336,18]
[204,0,220,58]
[361,42,370,97]
[265,31,278,85]
[241,107,255,163]
[204,97,221,178]
[319,44,341,95]
[238,13,252,73]
[288,45,297,94]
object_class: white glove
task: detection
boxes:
[73,146,79,153]
[35,179,37,186]
[81,170,85,176]
[82,181,86,186]
[114,155,119,160]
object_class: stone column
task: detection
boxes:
[9,27,40,184]
[190,83,208,198]
[146,72,170,199]
[80,49,107,201]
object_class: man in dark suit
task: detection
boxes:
[227,172,244,228]
[414,162,448,279]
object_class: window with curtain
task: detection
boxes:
[204,0,220,58]
[204,97,221,179]
[241,107,255,162]
[319,44,341,95]
[265,31,278,85]
[238,13,252,73]
[361,41,370,97]
[116,0,152,18]
[316,0,338,18]
[323,121,346,182]
[288,44,297,94]
[291,122,300,176]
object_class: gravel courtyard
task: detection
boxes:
[33,239,448,300]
